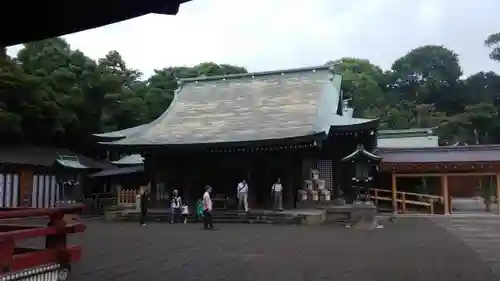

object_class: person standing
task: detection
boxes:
[202,185,214,230]
[237,179,249,212]
[139,187,149,226]
[271,178,283,211]
[170,189,182,224]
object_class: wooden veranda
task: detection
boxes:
[378,145,500,215]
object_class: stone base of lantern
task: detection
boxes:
[332,197,346,205]
[347,202,380,230]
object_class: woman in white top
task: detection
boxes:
[170,189,182,224]
[202,185,214,230]
[272,178,283,211]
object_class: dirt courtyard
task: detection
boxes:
[68,218,498,281]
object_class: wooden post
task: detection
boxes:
[391,172,397,214]
[401,192,406,214]
[441,175,449,215]
[496,172,500,215]
[19,169,34,207]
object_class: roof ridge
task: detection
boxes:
[379,144,500,153]
[179,65,335,84]
[379,128,436,134]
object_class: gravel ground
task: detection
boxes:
[67,218,497,281]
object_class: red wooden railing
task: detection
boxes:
[0,204,85,279]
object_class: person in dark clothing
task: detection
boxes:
[139,187,149,226]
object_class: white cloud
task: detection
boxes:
[7,0,500,78]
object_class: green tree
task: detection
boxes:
[326,58,387,117]
[485,32,500,62]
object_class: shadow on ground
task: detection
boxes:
[69,219,496,281]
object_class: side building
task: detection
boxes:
[95,66,379,208]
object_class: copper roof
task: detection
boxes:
[99,66,376,147]
[379,145,500,164]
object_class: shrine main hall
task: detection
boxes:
[95,65,380,208]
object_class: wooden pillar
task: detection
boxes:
[144,156,157,206]
[181,157,192,206]
[332,161,341,199]
[496,172,500,215]
[289,156,302,209]
[391,172,397,214]
[246,154,257,209]
[441,175,449,215]
[19,168,34,207]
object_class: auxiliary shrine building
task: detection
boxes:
[96,66,379,208]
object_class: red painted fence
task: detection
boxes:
[0,204,85,280]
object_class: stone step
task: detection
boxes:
[115,212,304,224]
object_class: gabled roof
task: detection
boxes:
[379,145,500,164]
[98,66,377,148]
[0,146,114,169]
[54,155,88,169]
[341,145,381,163]
[112,154,144,165]
[89,165,144,178]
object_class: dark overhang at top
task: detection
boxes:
[1,0,191,46]
[97,65,377,149]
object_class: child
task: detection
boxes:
[181,204,189,224]
[196,198,204,221]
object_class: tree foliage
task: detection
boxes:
[1,32,500,155]
[0,38,247,153]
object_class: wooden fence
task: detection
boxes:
[371,188,444,214]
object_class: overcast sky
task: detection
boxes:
[7,0,500,79]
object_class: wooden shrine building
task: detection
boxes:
[0,146,113,208]
[378,145,500,215]
[96,66,379,209]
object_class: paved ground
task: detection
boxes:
[431,216,500,277]
[67,219,498,281]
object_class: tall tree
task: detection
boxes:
[485,32,500,62]
[390,45,463,114]
[326,58,387,117]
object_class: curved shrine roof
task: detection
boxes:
[98,66,377,147]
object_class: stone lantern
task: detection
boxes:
[341,144,381,203]
[341,144,382,229]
